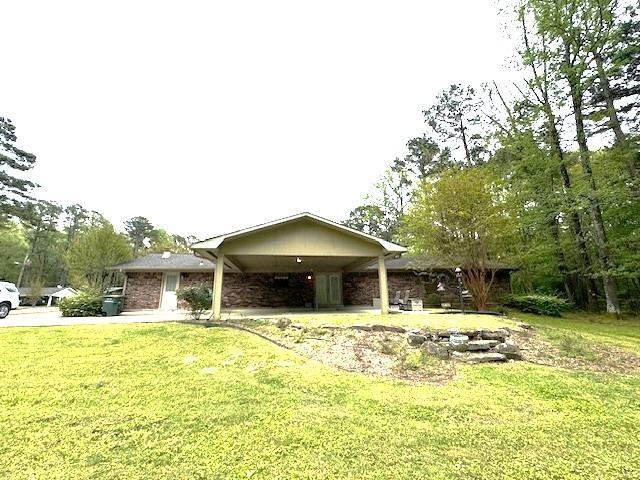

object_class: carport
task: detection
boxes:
[191,213,407,320]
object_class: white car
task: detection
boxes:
[0,282,20,319]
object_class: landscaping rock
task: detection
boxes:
[407,333,427,347]
[480,329,510,341]
[422,341,450,359]
[495,340,523,360]
[466,340,499,351]
[448,334,469,352]
[452,352,507,363]
[276,318,292,329]
[372,324,406,333]
[352,324,373,331]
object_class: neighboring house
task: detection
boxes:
[18,286,77,306]
[108,212,513,317]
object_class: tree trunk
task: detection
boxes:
[546,107,599,311]
[549,215,576,305]
[459,117,472,165]
[565,52,621,315]
[593,51,638,181]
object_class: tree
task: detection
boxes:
[147,228,192,253]
[17,200,62,288]
[0,221,28,283]
[0,117,37,222]
[423,84,487,165]
[344,205,388,238]
[399,135,451,180]
[124,216,154,256]
[66,223,132,291]
[402,168,514,310]
[529,0,622,314]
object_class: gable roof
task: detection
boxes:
[108,253,214,272]
[365,255,515,271]
[19,286,77,297]
[190,212,407,254]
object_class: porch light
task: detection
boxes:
[296,257,302,263]
[307,275,312,280]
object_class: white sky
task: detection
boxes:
[2,0,518,239]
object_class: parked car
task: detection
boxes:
[0,281,20,319]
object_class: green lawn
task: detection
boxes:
[515,311,640,354]
[280,310,520,330]
[1,315,639,479]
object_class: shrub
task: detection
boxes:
[504,294,568,317]
[59,291,103,317]
[177,284,212,320]
[424,293,442,306]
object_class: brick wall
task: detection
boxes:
[124,269,511,310]
[124,271,314,310]
[343,272,427,306]
[124,272,163,310]
[222,273,314,308]
[343,270,512,307]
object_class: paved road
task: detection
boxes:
[1,307,189,328]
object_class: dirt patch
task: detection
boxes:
[231,320,455,384]
[205,318,640,382]
[510,328,640,374]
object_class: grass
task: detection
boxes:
[516,311,640,354]
[280,310,520,330]
[0,315,639,479]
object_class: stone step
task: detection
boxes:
[467,340,499,351]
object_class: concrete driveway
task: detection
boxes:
[1,307,189,328]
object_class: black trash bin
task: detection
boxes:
[102,295,124,316]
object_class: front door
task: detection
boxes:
[315,273,342,307]
[161,273,179,310]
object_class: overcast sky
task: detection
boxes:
[3,0,518,239]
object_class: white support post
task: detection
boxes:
[378,255,389,315]
[212,253,225,320]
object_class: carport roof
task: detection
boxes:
[190,212,407,254]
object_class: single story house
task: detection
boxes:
[18,286,77,306]
[108,213,513,318]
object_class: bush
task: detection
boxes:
[504,294,568,317]
[58,291,103,317]
[177,284,212,320]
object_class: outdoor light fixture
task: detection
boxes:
[296,257,302,263]
[307,275,312,280]
[454,267,465,314]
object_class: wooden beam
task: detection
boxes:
[223,255,244,273]
[378,255,389,315]
[342,256,377,273]
[212,254,225,320]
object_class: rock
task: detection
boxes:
[448,333,469,352]
[352,324,373,331]
[452,352,507,364]
[372,324,406,333]
[407,333,427,347]
[290,323,304,330]
[519,323,533,330]
[480,329,510,341]
[466,340,499,351]
[319,324,342,330]
[422,341,450,359]
[276,318,292,329]
[495,340,523,360]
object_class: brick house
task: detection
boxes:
[108,213,512,317]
